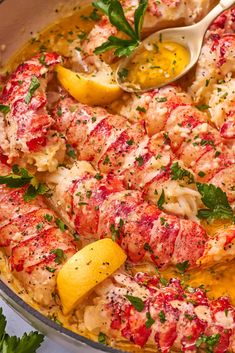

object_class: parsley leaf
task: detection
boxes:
[25,76,40,104]
[196,104,210,111]
[170,162,195,184]
[0,166,49,202]
[93,0,147,57]
[92,0,110,16]
[157,190,165,210]
[197,183,234,222]
[176,260,189,273]
[55,218,68,232]
[125,295,144,312]
[0,104,10,115]
[196,333,220,352]
[98,332,107,345]
[108,0,136,39]
[145,312,155,328]
[50,248,67,264]
[159,310,166,323]
[0,308,44,353]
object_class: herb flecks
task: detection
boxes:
[170,162,195,184]
[25,76,40,104]
[0,165,49,202]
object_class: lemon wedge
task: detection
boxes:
[56,64,122,106]
[57,239,127,315]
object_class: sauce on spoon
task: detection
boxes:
[120,40,190,91]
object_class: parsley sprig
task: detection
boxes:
[93,0,148,57]
[0,165,49,202]
[170,163,234,223]
[0,308,44,353]
[196,183,235,223]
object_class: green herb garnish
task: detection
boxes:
[0,166,49,202]
[93,0,148,57]
[196,333,220,352]
[55,218,68,232]
[197,183,234,222]
[157,190,165,210]
[170,162,195,184]
[196,104,210,111]
[0,104,10,115]
[159,310,166,323]
[98,332,107,345]
[25,76,40,104]
[50,248,67,264]
[125,295,144,312]
[0,307,44,353]
[176,260,189,273]
[145,312,155,328]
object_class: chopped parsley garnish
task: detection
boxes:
[72,232,80,241]
[170,162,195,184]
[157,190,165,210]
[66,144,76,159]
[57,107,62,117]
[86,190,92,198]
[136,106,146,113]
[98,332,107,345]
[196,104,210,111]
[25,76,40,104]
[196,183,234,222]
[39,54,49,67]
[156,97,167,103]
[46,266,56,273]
[145,312,155,328]
[36,223,43,231]
[136,155,144,166]
[144,242,153,254]
[196,333,220,352]
[125,295,145,312]
[159,310,166,323]
[93,0,148,57]
[44,214,53,222]
[0,307,44,352]
[55,218,68,232]
[126,139,134,146]
[198,171,206,178]
[0,165,49,202]
[118,68,129,80]
[89,8,101,21]
[94,173,103,180]
[160,277,168,286]
[110,220,123,241]
[50,248,67,264]
[176,260,189,273]
[77,31,88,40]
[103,155,110,165]
[0,104,10,115]
[200,139,215,149]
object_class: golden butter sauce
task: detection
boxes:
[122,40,190,91]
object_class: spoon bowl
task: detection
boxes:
[117,0,235,93]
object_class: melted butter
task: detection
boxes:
[5,5,95,72]
[123,40,190,90]
[162,260,235,305]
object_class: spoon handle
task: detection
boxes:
[198,0,235,33]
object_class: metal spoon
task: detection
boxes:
[116,0,235,93]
